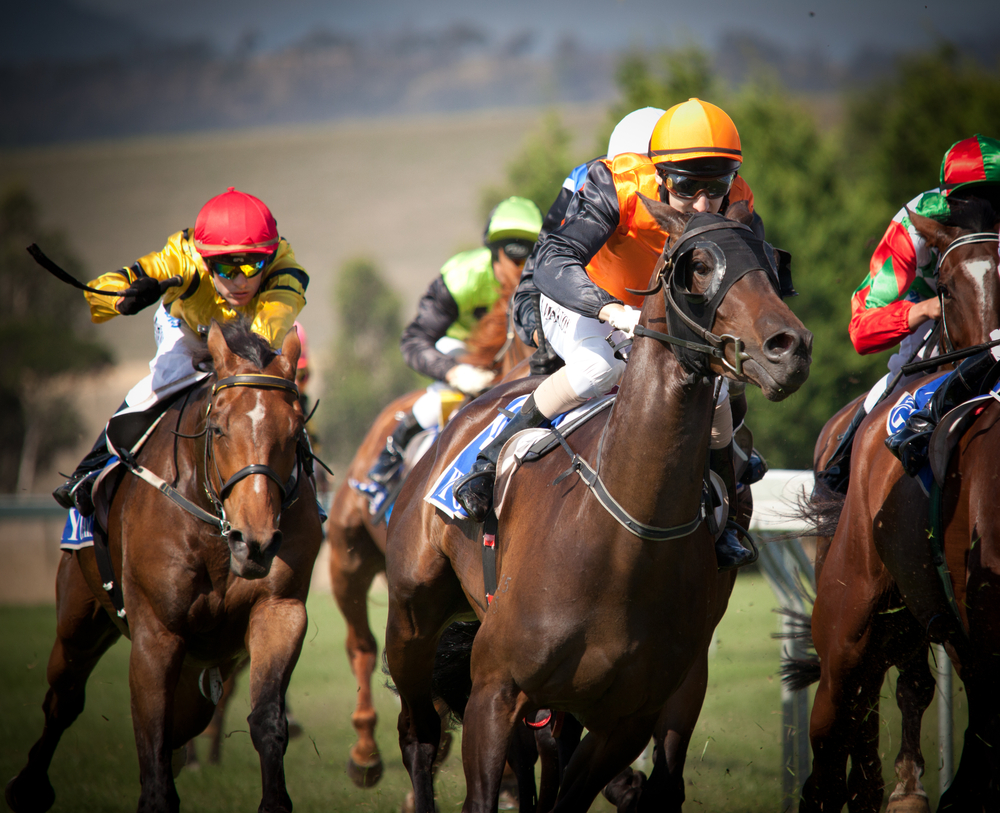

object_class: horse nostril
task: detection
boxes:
[764,331,799,360]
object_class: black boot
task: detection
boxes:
[368,411,421,485]
[887,350,1000,476]
[52,429,113,517]
[710,445,754,572]
[815,403,867,495]
[453,395,546,522]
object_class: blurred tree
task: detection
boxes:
[480,111,578,221]
[317,258,423,465]
[844,44,1000,206]
[0,185,112,492]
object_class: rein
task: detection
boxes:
[114,373,311,538]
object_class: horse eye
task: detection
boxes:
[937,285,951,300]
[210,424,225,437]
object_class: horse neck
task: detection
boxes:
[596,325,716,526]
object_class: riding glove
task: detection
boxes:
[116,275,182,315]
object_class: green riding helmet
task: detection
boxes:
[484,196,543,260]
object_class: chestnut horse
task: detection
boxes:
[384,197,812,813]
[799,204,1000,812]
[5,320,324,813]
[326,277,532,788]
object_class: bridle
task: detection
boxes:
[936,231,1000,355]
[202,374,305,536]
[623,218,781,376]
[114,373,321,539]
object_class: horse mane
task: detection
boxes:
[947,196,999,233]
[459,275,518,369]
[193,316,277,373]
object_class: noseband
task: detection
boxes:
[204,374,304,536]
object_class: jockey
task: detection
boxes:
[52,187,308,517]
[817,134,1000,491]
[515,106,665,375]
[365,196,543,485]
[455,98,763,571]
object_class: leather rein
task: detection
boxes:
[114,373,312,538]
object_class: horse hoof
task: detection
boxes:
[886,793,931,813]
[346,756,383,788]
[5,774,56,813]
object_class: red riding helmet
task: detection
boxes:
[194,187,279,257]
[940,135,1000,194]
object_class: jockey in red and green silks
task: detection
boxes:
[850,134,1000,374]
[818,135,1000,493]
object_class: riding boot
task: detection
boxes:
[52,428,113,517]
[815,404,867,495]
[709,445,754,572]
[887,350,1000,477]
[453,394,546,522]
[368,411,421,484]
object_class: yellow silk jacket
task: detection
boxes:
[84,229,308,348]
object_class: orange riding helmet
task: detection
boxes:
[648,98,742,177]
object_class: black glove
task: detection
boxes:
[116,275,182,315]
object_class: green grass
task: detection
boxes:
[0,572,966,811]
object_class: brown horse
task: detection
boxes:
[326,278,532,789]
[799,204,1000,812]
[5,319,324,813]
[384,197,812,813]
[812,199,1000,574]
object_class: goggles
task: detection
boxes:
[208,255,269,280]
[658,169,736,200]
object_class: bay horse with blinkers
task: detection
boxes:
[5,318,324,813]
[384,195,812,813]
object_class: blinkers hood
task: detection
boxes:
[662,211,795,374]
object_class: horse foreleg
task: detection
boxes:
[245,598,308,813]
[5,552,121,813]
[128,619,188,813]
[885,647,934,813]
[329,522,385,787]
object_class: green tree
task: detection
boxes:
[317,258,423,465]
[845,45,1000,206]
[0,185,112,492]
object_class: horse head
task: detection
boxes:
[909,198,1000,351]
[637,194,813,401]
[205,320,304,579]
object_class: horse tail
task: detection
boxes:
[379,620,480,723]
[430,621,479,722]
[793,481,846,539]
[774,606,821,690]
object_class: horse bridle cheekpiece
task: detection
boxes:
[205,374,303,536]
[626,212,794,376]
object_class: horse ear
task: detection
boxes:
[907,206,961,253]
[637,192,687,238]
[207,321,234,372]
[725,199,753,225]
[275,325,301,381]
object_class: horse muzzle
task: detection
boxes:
[227,527,283,579]
[744,324,813,401]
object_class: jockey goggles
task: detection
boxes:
[657,169,736,200]
[208,254,270,280]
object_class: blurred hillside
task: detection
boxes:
[6,2,999,147]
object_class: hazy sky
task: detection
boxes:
[76,0,999,60]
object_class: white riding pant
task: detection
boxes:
[539,295,732,447]
[118,306,209,418]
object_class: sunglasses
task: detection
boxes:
[659,170,736,200]
[209,255,269,280]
